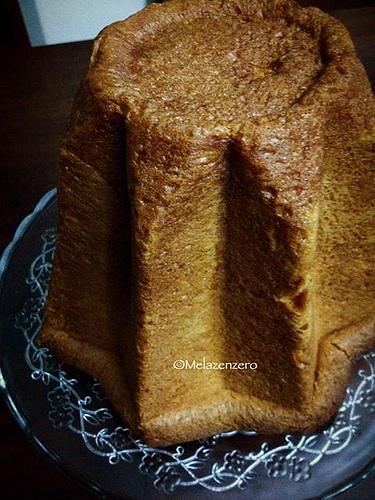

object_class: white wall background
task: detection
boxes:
[19,0,148,46]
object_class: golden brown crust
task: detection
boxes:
[40,0,375,446]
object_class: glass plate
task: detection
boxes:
[1,189,375,499]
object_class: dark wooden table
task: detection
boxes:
[1,5,375,500]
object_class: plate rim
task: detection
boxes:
[0,188,57,277]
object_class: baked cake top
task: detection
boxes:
[88,0,357,134]
[127,13,322,126]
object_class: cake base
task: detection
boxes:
[40,317,375,447]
